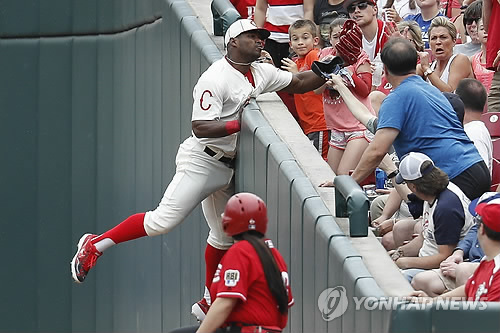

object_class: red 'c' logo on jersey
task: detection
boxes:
[200,90,213,111]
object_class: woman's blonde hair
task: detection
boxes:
[428,16,457,41]
[397,21,425,51]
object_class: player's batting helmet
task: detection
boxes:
[222,192,268,236]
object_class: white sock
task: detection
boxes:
[94,238,116,253]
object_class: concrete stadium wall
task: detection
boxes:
[2,0,500,332]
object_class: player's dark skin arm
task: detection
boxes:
[196,297,238,333]
[192,120,238,138]
[281,70,327,94]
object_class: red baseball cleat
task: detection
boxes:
[71,233,102,283]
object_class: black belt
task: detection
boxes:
[204,146,235,165]
[221,325,281,333]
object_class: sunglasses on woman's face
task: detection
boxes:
[347,2,370,13]
[464,17,480,25]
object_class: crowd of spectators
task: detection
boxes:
[227,0,500,304]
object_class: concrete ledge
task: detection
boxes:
[256,92,413,297]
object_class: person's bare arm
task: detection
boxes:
[303,0,315,21]
[351,128,399,184]
[427,55,473,92]
[192,119,240,138]
[416,63,425,77]
[483,0,492,32]
[392,232,424,258]
[314,83,327,94]
[428,54,472,92]
[327,75,376,127]
[436,285,467,300]
[409,285,466,302]
[373,189,404,225]
[281,71,326,94]
[196,297,238,333]
[254,0,268,27]
[396,244,456,269]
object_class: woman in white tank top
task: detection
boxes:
[416,17,474,91]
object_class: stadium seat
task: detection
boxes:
[493,138,500,160]
[490,138,500,191]
[491,158,500,192]
[481,112,500,137]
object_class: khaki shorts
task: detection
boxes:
[433,268,457,291]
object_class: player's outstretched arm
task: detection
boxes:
[281,70,326,94]
[192,120,241,138]
[196,297,238,333]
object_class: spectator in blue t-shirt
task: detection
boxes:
[405,0,444,48]
[349,38,491,200]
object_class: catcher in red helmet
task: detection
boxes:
[170,192,293,333]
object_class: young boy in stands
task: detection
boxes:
[389,152,474,283]
[282,19,329,160]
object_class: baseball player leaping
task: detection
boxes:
[71,19,325,320]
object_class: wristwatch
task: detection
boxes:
[423,67,434,78]
[387,169,399,179]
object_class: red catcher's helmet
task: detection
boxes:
[222,192,268,237]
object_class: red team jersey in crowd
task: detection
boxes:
[465,255,500,301]
[210,239,294,328]
[230,0,256,18]
[263,0,305,41]
[485,0,500,70]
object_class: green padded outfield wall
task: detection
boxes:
[0,0,217,332]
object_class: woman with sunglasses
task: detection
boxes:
[470,18,494,92]
[417,16,474,92]
[453,0,482,56]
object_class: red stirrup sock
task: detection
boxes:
[204,244,228,289]
[92,213,148,246]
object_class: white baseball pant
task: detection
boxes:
[143,136,235,250]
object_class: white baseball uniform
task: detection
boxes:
[143,57,292,249]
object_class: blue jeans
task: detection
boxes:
[402,268,426,283]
